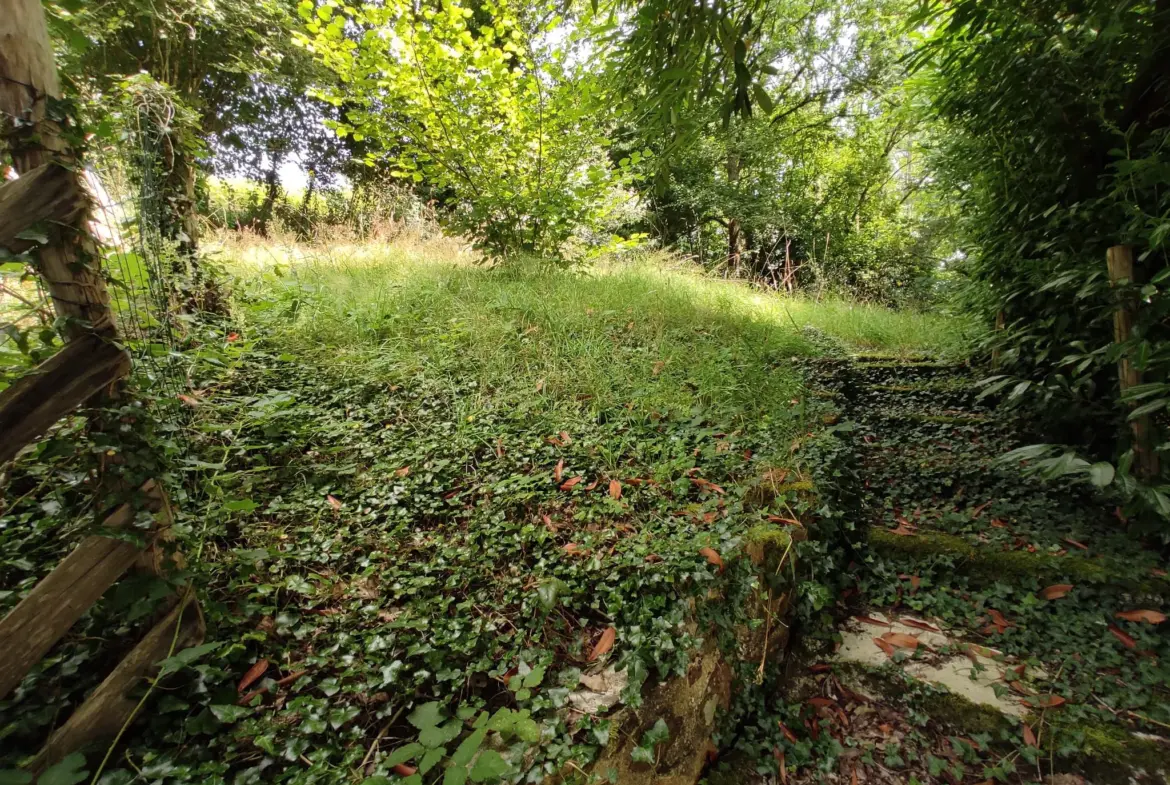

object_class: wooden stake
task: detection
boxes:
[29,589,205,773]
[0,0,116,338]
[0,333,131,464]
[991,310,1005,368]
[1107,245,1159,479]
[0,480,164,699]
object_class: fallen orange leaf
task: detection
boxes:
[699,546,724,572]
[395,466,410,477]
[1039,584,1073,600]
[588,626,616,661]
[873,637,897,657]
[1022,725,1038,748]
[880,632,920,650]
[554,459,564,483]
[855,615,891,627]
[393,763,417,777]
[986,609,1012,634]
[326,495,342,511]
[691,477,726,494]
[237,659,269,693]
[1024,694,1066,709]
[609,479,622,500]
[1109,625,1138,649]
[560,476,583,491]
[1115,609,1167,624]
[1064,538,1089,551]
[901,618,940,633]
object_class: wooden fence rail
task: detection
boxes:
[1,0,203,771]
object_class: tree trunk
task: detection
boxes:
[156,137,201,282]
[258,156,283,237]
[726,150,741,274]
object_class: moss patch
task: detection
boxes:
[867,527,1170,594]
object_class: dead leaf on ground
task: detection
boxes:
[986,609,1013,634]
[1039,584,1074,600]
[1023,725,1038,748]
[238,659,269,693]
[326,495,342,511]
[855,615,891,627]
[588,626,616,661]
[535,378,545,392]
[395,466,410,477]
[699,546,724,572]
[393,764,417,777]
[691,477,726,494]
[652,361,665,376]
[1024,694,1067,709]
[1115,609,1167,624]
[563,543,583,555]
[873,637,897,657]
[608,479,622,500]
[1108,625,1138,649]
[554,459,564,482]
[777,722,798,744]
[560,476,583,491]
[880,632,921,650]
[901,618,940,633]
[889,518,917,536]
[971,500,993,518]
[1063,538,1089,551]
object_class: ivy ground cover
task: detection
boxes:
[0,250,961,783]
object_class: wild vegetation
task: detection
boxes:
[1,0,1168,784]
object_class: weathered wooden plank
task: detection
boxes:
[0,480,161,699]
[30,590,205,773]
[0,333,130,465]
[0,0,117,339]
[0,164,84,253]
[1107,245,1159,479]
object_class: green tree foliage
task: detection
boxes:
[47,0,313,253]
[916,0,1170,497]
[298,0,634,258]
[625,0,954,304]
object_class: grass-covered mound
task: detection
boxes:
[0,246,964,782]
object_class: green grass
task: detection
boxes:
[227,244,968,425]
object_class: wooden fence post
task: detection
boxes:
[0,0,116,339]
[991,310,1005,368]
[1107,245,1159,480]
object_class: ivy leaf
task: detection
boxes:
[210,704,251,723]
[443,767,469,785]
[36,755,87,785]
[419,747,446,774]
[1088,462,1115,487]
[386,743,424,767]
[450,726,488,766]
[469,750,510,782]
[408,701,444,730]
[157,640,225,676]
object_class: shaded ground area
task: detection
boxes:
[757,358,1170,784]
